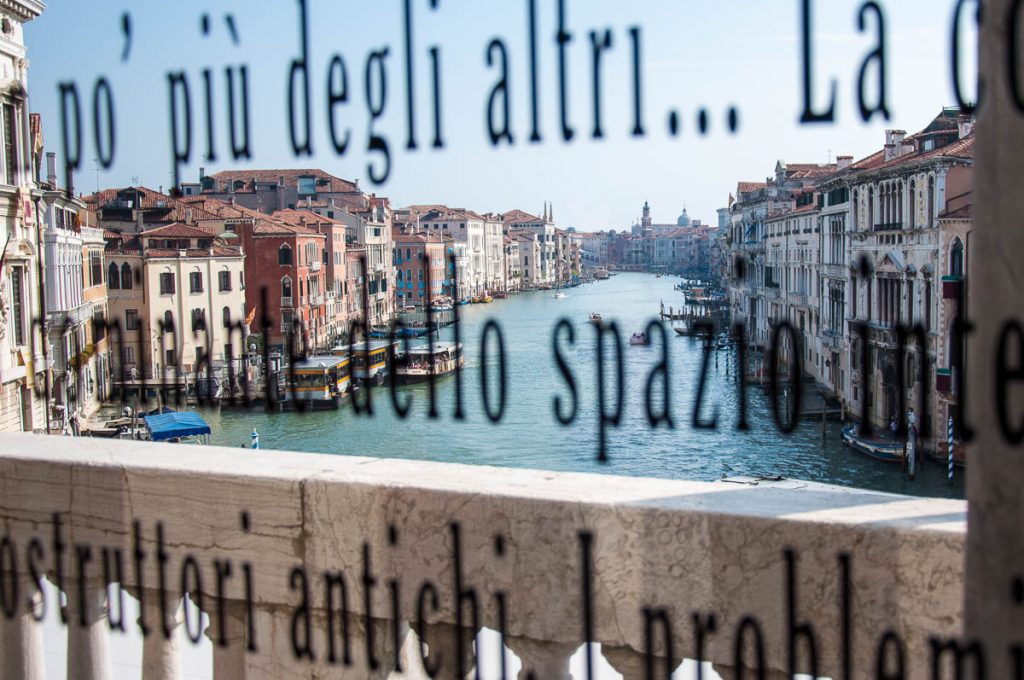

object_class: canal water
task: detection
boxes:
[199,273,964,499]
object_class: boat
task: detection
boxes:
[281,355,351,409]
[493,291,508,299]
[672,322,690,336]
[482,295,494,303]
[630,332,650,346]
[332,340,396,385]
[395,342,464,383]
[471,295,482,304]
[841,425,906,463]
[588,312,603,324]
[553,292,567,299]
[142,411,212,445]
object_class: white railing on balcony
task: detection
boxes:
[280,296,293,308]
[0,434,964,680]
[309,261,321,272]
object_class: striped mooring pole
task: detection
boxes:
[251,428,260,450]
[947,416,954,483]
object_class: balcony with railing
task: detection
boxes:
[280,296,293,308]
[309,260,321,272]
[0,434,964,680]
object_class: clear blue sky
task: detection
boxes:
[26,1,973,230]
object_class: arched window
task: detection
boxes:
[107,262,120,290]
[853,189,859,228]
[897,180,904,225]
[191,308,206,332]
[927,176,935,227]
[223,306,232,328]
[163,310,175,332]
[279,244,293,266]
[868,186,875,227]
[121,263,133,290]
[951,238,964,277]
[281,276,292,299]
[909,179,917,227]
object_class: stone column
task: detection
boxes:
[966,1,1024,677]
[142,593,184,680]
[505,636,575,680]
[65,582,113,680]
[0,582,46,680]
[209,600,249,680]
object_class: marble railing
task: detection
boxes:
[0,434,964,680]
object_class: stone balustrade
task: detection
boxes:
[0,433,964,679]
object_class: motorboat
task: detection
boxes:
[841,425,906,463]
[630,332,650,346]
[588,313,603,324]
[553,292,567,299]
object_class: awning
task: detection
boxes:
[143,412,211,442]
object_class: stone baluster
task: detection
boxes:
[712,663,788,680]
[603,644,662,680]
[208,600,249,680]
[505,636,576,680]
[0,579,47,680]
[142,593,184,680]
[418,623,479,680]
[65,581,113,680]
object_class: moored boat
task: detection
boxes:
[841,425,906,463]
[395,342,464,383]
[588,312,603,324]
[281,355,351,409]
[630,332,649,346]
[332,340,396,385]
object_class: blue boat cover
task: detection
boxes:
[143,412,211,442]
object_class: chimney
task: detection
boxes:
[884,130,907,161]
[46,152,56,188]
[279,175,285,187]
[958,115,975,139]
[199,167,205,181]
[836,155,853,170]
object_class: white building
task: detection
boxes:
[0,0,46,432]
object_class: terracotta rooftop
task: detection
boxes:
[139,222,215,239]
[737,181,767,194]
[206,169,359,194]
[84,187,220,223]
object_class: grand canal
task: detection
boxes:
[200,273,964,499]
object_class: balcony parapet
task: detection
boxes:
[0,434,964,680]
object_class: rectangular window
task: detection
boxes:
[218,270,231,292]
[189,272,203,293]
[122,346,135,365]
[90,252,103,287]
[10,267,24,346]
[3,103,17,186]
[160,273,175,295]
[165,349,176,367]
[240,271,245,290]
[125,309,140,331]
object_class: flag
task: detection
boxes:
[244,306,256,326]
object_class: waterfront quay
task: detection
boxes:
[203,274,964,500]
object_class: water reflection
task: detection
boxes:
[200,274,964,500]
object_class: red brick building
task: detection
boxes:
[392,230,449,308]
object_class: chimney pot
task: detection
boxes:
[45,152,56,188]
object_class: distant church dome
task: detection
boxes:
[677,207,691,227]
